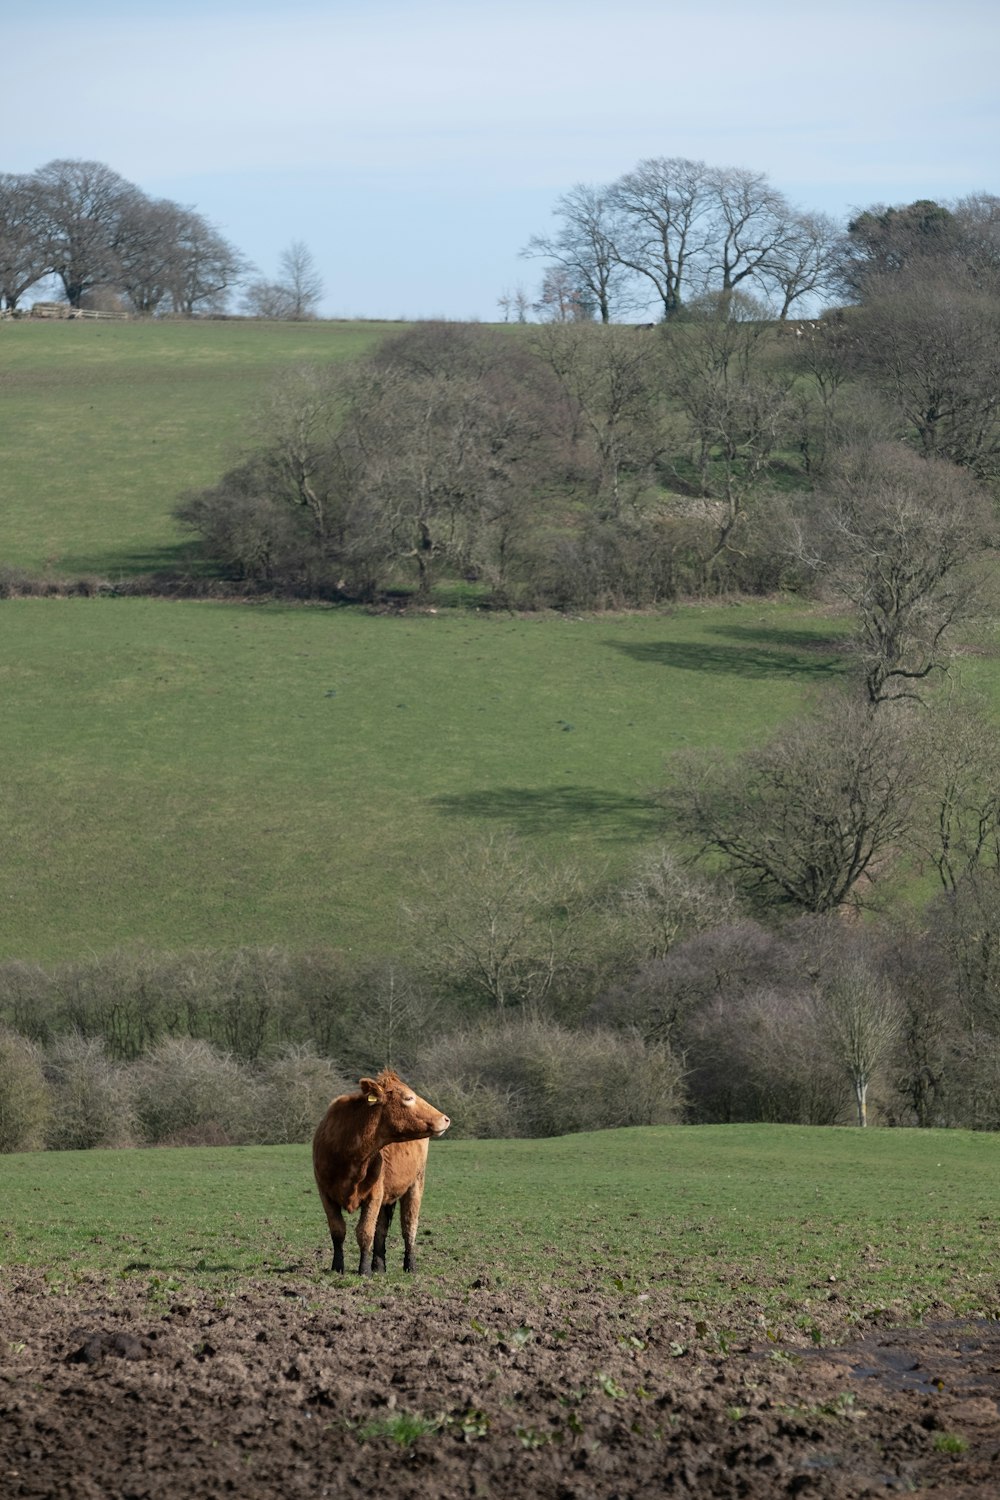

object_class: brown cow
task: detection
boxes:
[312,1069,451,1274]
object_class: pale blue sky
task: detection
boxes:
[5,0,998,318]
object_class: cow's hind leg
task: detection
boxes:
[399,1169,426,1273]
[318,1189,347,1274]
[373,1201,395,1273]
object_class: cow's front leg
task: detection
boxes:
[355,1190,384,1275]
[399,1170,425,1274]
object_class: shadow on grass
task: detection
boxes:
[606,622,848,680]
[430,784,658,840]
[58,541,215,579]
[705,619,851,652]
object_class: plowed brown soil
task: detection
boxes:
[2,1270,999,1498]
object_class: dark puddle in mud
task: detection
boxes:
[844,1319,1000,1395]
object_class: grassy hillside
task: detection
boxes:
[0,597,849,963]
[4,319,997,969]
[4,1125,998,1327]
[0,318,396,575]
[0,320,852,966]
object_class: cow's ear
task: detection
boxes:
[360,1077,382,1105]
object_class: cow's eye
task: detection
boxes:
[402,1095,416,1107]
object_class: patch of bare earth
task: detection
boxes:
[2,1270,999,1498]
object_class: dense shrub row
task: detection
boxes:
[0,947,379,1065]
[0,1032,347,1153]
[415,1017,685,1139]
[0,1018,684,1153]
[6,853,1000,1146]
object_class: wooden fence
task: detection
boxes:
[29,302,129,321]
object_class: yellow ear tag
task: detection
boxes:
[367,1094,379,1105]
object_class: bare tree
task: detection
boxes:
[851,272,1000,480]
[598,920,777,1049]
[32,158,143,307]
[496,285,531,323]
[816,958,901,1126]
[0,173,50,309]
[349,323,556,598]
[704,165,795,305]
[512,286,532,323]
[689,985,845,1124]
[662,693,921,914]
[342,962,439,1074]
[662,295,795,569]
[533,265,595,321]
[881,923,956,1127]
[531,321,666,516]
[764,210,840,319]
[605,847,739,966]
[807,443,995,704]
[784,309,866,474]
[404,832,587,1012]
[278,239,323,318]
[116,196,191,315]
[607,156,716,318]
[522,182,631,324]
[241,278,297,319]
[242,242,322,320]
[254,362,348,542]
[176,361,364,591]
[1,159,247,316]
[926,869,1000,1039]
[177,323,558,601]
[524,156,847,320]
[164,208,247,315]
[913,694,1000,893]
[951,192,1000,294]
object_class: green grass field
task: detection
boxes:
[0,597,848,963]
[3,318,998,966]
[2,1127,998,1334]
[0,319,395,574]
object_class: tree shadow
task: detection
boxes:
[430,785,658,840]
[58,540,215,579]
[706,620,851,653]
[606,623,847,680]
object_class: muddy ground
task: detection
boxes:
[2,1268,999,1498]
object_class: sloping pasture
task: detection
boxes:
[0,597,846,962]
[0,318,395,574]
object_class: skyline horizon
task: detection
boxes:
[4,0,998,321]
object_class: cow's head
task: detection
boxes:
[359,1070,451,1143]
